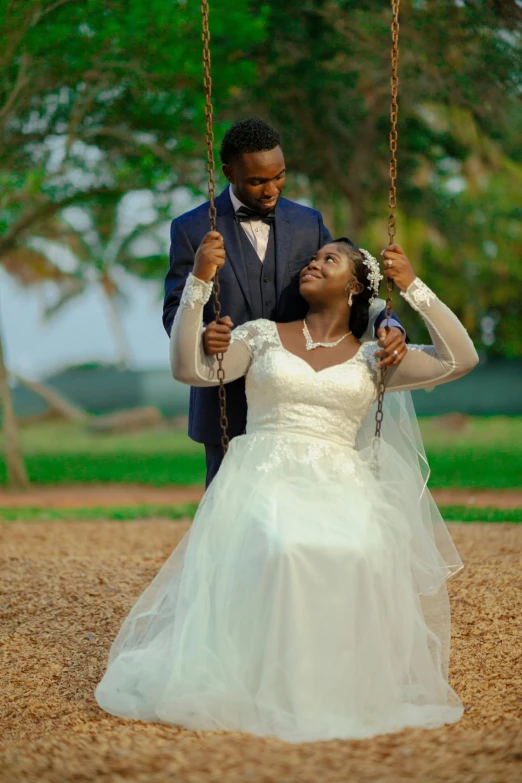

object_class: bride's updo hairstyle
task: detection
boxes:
[333,238,373,339]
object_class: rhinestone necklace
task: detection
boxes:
[302,320,352,351]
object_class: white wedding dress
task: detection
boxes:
[95,275,478,742]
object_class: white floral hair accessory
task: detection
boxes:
[359,248,383,304]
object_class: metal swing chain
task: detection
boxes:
[201,0,229,453]
[374,0,400,441]
[201,0,398,450]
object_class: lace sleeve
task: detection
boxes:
[169,274,253,387]
[400,278,437,311]
[229,319,279,354]
[384,278,479,393]
[230,322,257,352]
[178,273,213,310]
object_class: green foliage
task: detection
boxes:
[0,0,267,250]
[246,0,522,356]
[1,0,521,356]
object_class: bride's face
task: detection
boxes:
[299,243,355,303]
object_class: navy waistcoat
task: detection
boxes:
[238,224,277,321]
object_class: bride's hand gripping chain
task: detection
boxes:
[381,243,416,292]
[193,231,235,356]
[375,326,407,369]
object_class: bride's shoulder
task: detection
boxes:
[230,319,279,351]
[359,338,378,354]
[357,340,380,373]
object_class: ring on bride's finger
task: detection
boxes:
[387,259,393,267]
[393,350,398,356]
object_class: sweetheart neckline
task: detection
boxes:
[273,323,366,376]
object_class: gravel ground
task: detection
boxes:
[1,520,521,783]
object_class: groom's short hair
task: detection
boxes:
[220,118,281,164]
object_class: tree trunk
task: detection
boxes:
[14,374,89,423]
[0,316,29,491]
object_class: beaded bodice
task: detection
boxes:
[231,321,379,448]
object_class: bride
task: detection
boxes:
[95,232,478,743]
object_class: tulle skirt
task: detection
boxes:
[95,429,464,742]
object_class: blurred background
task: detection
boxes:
[0,0,521,519]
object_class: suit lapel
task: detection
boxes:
[215,189,251,310]
[274,200,294,300]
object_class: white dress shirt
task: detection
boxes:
[229,185,271,263]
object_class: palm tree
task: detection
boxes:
[47,196,167,367]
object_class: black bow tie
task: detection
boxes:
[235,205,276,224]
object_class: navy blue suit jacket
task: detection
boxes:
[164,188,393,445]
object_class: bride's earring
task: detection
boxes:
[348,290,353,307]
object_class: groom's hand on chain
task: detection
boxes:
[192,231,233,355]
[203,316,234,356]
[374,243,416,368]
[193,231,226,282]
[375,327,407,369]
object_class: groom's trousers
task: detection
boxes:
[205,445,225,488]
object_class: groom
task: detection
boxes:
[163,117,407,486]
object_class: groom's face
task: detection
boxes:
[223,146,286,214]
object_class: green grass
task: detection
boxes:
[6,415,519,454]
[419,415,522,488]
[0,451,519,489]
[0,504,519,523]
[419,415,522,450]
[0,504,198,522]
[424,450,522,489]
[439,506,522,523]
[0,417,520,489]
[3,423,203,455]
[0,453,206,486]
[0,421,207,485]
